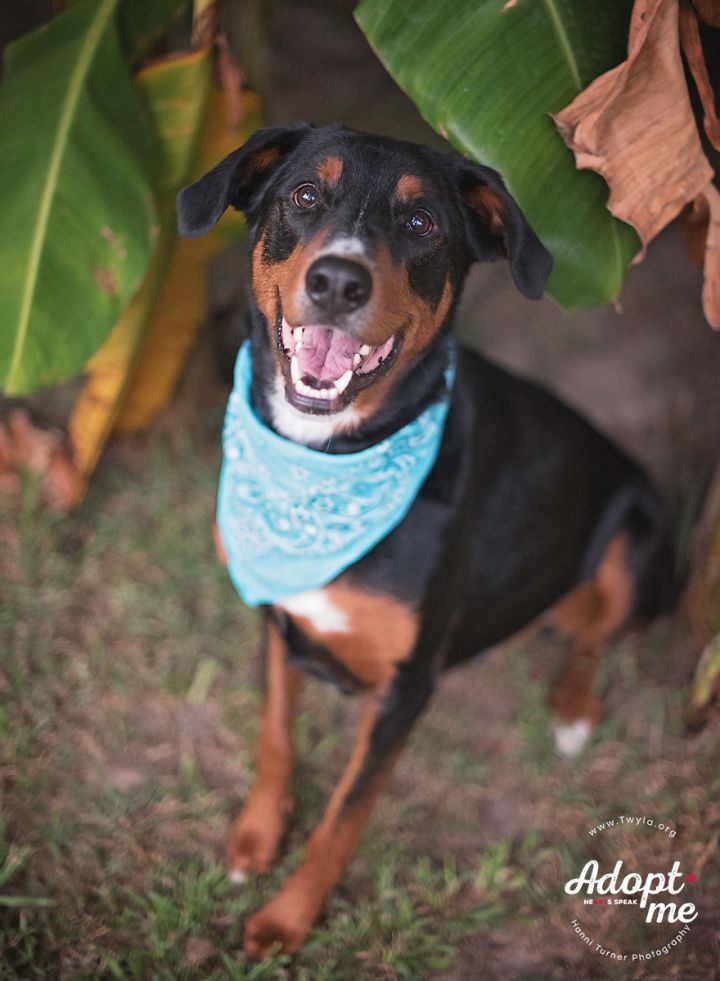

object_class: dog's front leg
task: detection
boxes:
[228,613,302,879]
[243,672,434,958]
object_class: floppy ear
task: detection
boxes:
[455,161,552,299]
[176,124,311,238]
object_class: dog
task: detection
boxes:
[177,124,677,957]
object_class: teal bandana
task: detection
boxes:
[217,341,455,607]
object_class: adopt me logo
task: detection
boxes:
[563,815,699,965]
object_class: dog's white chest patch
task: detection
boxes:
[268,377,360,445]
[277,589,351,633]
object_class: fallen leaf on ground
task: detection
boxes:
[0,409,76,508]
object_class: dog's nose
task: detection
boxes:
[305,256,372,318]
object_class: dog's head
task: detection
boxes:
[178,125,551,426]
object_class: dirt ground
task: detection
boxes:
[3,1,720,979]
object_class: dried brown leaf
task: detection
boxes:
[191,0,219,49]
[700,182,720,328]
[692,0,720,26]
[554,0,713,259]
[215,34,245,128]
[682,195,710,268]
[0,409,76,509]
[680,0,720,151]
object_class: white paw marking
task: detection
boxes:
[553,718,592,758]
[278,589,351,633]
[229,868,247,885]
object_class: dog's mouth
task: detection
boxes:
[277,317,398,414]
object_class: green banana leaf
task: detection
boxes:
[139,46,211,194]
[355,0,641,309]
[0,0,161,396]
[118,0,192,64]
[62,0,193,63]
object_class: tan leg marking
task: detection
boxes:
[228,618,302,878]
[244,695,400,957]
[213,522,228,566]
[545,532,634,727]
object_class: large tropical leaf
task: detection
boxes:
[118,0,192,64]
[64,45,213,505]
[0,0,160,396]
[66,69,260,505]
[114,89,261,433]
[355,0,641,309]
[66,223,175,504]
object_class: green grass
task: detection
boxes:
[1,427,719,978]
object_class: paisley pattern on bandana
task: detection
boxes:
[217,342,454,607]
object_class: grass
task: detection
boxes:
[1,417,719,978]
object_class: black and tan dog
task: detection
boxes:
[177,124,676,957]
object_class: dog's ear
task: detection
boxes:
[177,124,312,238]
[455,160,552,299]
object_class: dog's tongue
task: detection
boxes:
[296,326,360,382]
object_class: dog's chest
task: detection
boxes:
[275,585,418,692]
[279,590,352,633]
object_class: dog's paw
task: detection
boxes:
[552,717,592,758]
[227,799,291,879]
[244,900,311,959]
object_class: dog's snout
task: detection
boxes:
[305,256,372,318]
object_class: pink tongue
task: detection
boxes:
[296,326,361,382]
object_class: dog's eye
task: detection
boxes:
[407,209,434,236]
[293,184,319,210]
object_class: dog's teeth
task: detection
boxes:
[292,376,339,401]
[334,369,353,394]
[291,355,301,383]
[359,344,371,356]
[293,327,303,341]
[297,379,320,398]
[352,353,362,369]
